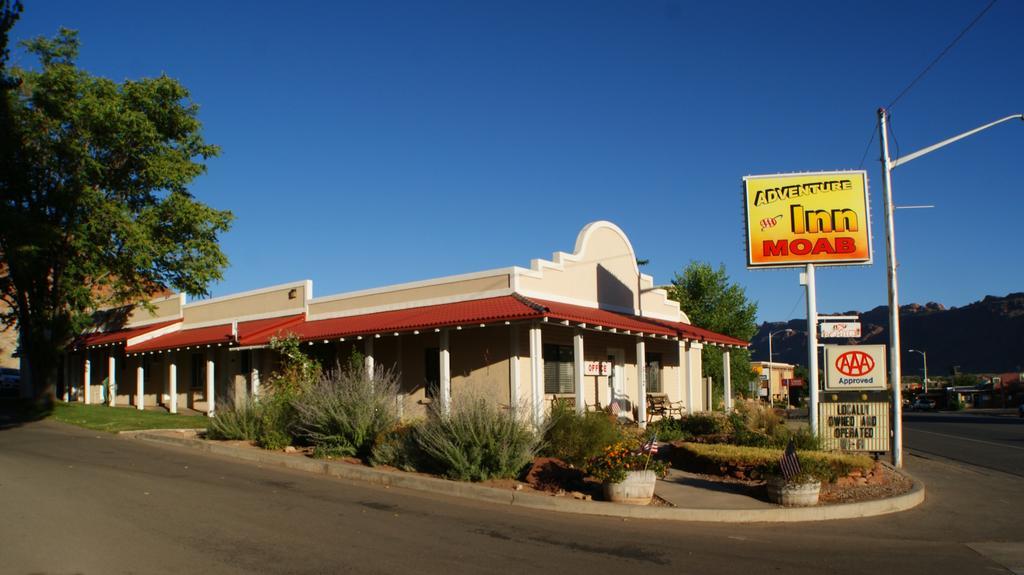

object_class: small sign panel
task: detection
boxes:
[820,321,861,338]
[584,361,611,376]
[824,344,887,390]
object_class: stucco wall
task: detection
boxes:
[126,294,184,327]
[184,284,307,325]
[516,223,683,322]
[308,274,510,319]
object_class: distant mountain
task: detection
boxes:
[751,293,1024,374]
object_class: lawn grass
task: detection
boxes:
[51,401,209,433]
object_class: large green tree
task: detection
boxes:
[0,27,232,402]
[667,262,758,407]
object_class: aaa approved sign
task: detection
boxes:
[824,344,887,390]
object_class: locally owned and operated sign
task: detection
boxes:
[819,392,890,452]
[824,344,887,390]
[820,321,862,338]
[742,171,872,268]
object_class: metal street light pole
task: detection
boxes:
[909,349,928,393]
[877,109,1022,468]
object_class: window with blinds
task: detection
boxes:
[543,344,574,395]
[646,352,663,393]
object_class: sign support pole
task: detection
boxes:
[805,263,819,436]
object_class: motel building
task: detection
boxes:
[750,361,797,406]
[62,222,746,425]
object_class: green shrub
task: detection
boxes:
[257,391,296,449]
[416,392,540,481]
[253,335,324,450]
[369,422,424,471]
[207,395,261,441]
[292,362,401,460]
[682,412,734,437]
[541,400,625,466]
[645,416,691,443]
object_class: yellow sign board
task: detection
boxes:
[743,171,872,268]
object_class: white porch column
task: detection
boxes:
[722,348,733,411]
[439,329,451,415]
[685,342,703,413]
[364,338,375,378]
[636,338,647,428]
[676,340,685,410]
[62,354,70,402]
[136,363,145,410]
[108,355,117,407]
[573,330,585,414]
[168,359,178,414]
[251,366,260,398]
[206,356,215,417]
[83,356,91,404]
[509,324,520,410]
[528,323,543,427]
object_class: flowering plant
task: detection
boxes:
[586,439,667,484]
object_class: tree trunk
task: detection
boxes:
[21,321,59,408]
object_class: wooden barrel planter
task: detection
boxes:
[603,470,657,505]
[766,476,821,507]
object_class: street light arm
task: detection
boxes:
[891,114,1024,169]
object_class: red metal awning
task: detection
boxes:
[274,297,543,343]
[74,320,181,350]
[126,314,305,354]
[524,298,679,338]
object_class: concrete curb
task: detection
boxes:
[127,431,925,523]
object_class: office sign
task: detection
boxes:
[825,344,887,390]
[584,361,611,376]
[742,171,872,268]
[820,321,862,338]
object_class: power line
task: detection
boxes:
[886,0,998,111]
[857,118,879,170]
[856,0,998,168]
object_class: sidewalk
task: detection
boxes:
[126,429,924,523]
[656,469,775,510]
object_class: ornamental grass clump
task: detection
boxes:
[206,395,261,441]
[416,392,540,482]
[292,362,401,460]
[586,439,668,484]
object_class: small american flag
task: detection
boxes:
[642,435,659,455]
[779,439,801,481]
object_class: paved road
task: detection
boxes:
[1,418,1022,574]
[904,411,1024,476]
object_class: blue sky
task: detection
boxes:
[11,1,1023,323]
